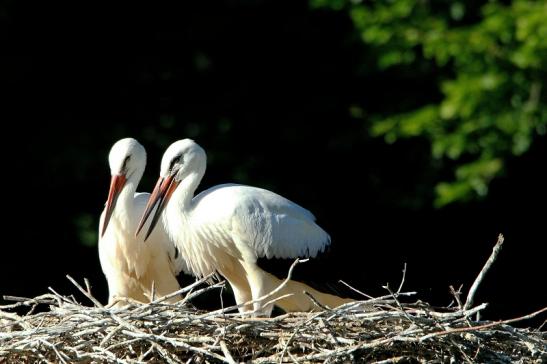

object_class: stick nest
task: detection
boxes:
[1,235,545,363]
[1,283,545,363]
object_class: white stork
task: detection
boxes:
[137,139,352,316]
[99,138,186,305]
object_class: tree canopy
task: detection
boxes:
[314,0,547,206]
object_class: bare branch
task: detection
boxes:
[463,234,504,311]
[66,275,104,308]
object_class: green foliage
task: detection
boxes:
[313,0,547,206]
[75,213,99,247]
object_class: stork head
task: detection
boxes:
[102,138,146,237]
[136,139,206,240]
[160,139,207,182]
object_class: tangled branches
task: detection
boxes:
[1,234,545,363]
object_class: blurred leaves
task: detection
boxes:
[314,0,547,206]
[75,213,99,247]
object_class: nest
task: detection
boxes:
[1,235,545,363]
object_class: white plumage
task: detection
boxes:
[138,139,352,316]
[98,138,186,305]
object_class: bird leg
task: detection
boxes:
[218,263,253,313]
[147,262,183,303]
[241,263,281,317]
[240,264,355,316]
[273,277,355,312]
[106,273,149,306]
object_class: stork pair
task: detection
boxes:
[99,138,352,316]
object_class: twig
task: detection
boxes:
[420,306,547,340]
[84,278,93,296]
[99,324,123,347]
[383,283,423,328]
[304,291,329,311]
[338,280,374,299]
[39,339,68,364]
[150,342,183,364]
[397,263,407,294]
[219,340,236,364]
[151,273,216,305]
[449,285,463,310]
[181,281,226,304]
[66,275,104,308]
[370,357,408,364]
[278,311,324,363]
[463,234,504,310]
[1,294,60,308]
[47,287,75,305]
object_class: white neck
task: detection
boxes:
[113,168,144,231]
[172,169,204,214]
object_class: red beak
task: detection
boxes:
[136,175,179,241]
[101,174,127,237]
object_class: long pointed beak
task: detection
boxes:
[136,175,179,241]
[101,174,127,237]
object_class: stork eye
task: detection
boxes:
[122,156,131,170]
[170,154,183,172]
[169,154,184,172]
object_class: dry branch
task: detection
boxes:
[464,233,505,311]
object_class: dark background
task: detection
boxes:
[1,1,545,326]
